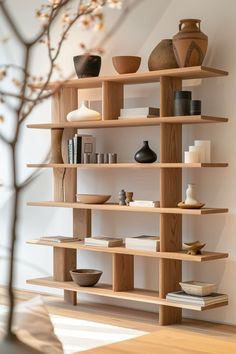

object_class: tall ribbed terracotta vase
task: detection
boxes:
[172,19,208,67]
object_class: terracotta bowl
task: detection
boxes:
[112,56,141,74]
[70,269,103,287]
[77,194,111,204]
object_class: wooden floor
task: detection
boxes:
[1,287,236,353]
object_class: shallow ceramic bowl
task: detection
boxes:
[179,281,217,296]
[112,56,141,74]
[183,241,206,255]
[70,269,103,287]
[77,194,111,204]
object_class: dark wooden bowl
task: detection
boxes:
[70,269,103,287]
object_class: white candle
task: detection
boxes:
[184,151,200,163]
[189,145,203,162]
[194,140,211,163]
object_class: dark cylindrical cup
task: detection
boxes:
[174,90,192,116]
[190,100,201,115]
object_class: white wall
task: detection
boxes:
[0,0,236,325]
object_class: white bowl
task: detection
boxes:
[179,281,217,296]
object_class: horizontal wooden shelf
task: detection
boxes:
[27,201,228,215]
[27,115,228,129]
[26,277,228,311]
[27,162,228,169]
[32,66,228,90]
[27,240,228,262]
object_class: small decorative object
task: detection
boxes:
[134,140,157,163]
[77,194,111,204]
[97,153,104,164]
[148,39,178,71]
[125,192,134,206]
[112,56,141,74]
[179,281,217,296]
[108,153,117,163]
[174,90,191,116]
[70,269,103,287]
[119,189,126,205]
[104,153,109,163]
[184,150,200,163]
[73,54,101,78]
[178,201,205,209]
[194,140,211,162]
[190,100,201,115]
[172,19,208,67]
[178,183,204,209]
[67,100,101,122]
[185,183,199,205]
[83,153,91,164]
[183,241,206,255]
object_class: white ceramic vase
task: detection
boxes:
[185,183,199,205]
[66,100,101,122]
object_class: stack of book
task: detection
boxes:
[67,133,96,164]
[125,235,160,251]
[84,237,123,247]
[39,236,81,243]
[118,107,160,119]
[129,200,160,208]
[166,291,228,307]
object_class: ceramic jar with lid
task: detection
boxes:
[174,90,192,116]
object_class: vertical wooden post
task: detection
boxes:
[112,254,134,291]
[159,77,183,325]
[51,88,78,304]
[102,82,123,120]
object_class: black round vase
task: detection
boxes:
[134,141,157,163]
[73,55,101,78]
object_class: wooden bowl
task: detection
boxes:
[77,194,111,204]
[70,269,103,287]
[178,201,205,209]
[112,56,141,74]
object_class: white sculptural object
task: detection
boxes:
[67,100,101,122]
[185,183,199,205]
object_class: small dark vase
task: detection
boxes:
[134,141,157,163]
[73,55,101,78]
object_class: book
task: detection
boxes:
[125,235,160,251]
[129,200,160,207]
[39,236,81,243]
[84,237,123,247]
[166,291,228,306]
[120,107,160,117]
[67,139,74,164]
[118,115,157,119]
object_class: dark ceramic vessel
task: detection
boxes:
[134,141,157,163]
[73,55,101,78]
[174,90,192,116]
[70,269,102,287]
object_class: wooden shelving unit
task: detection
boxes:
[27,201,228,215]
[27,66,229,325]
[27,162,228,169]
[27,240,228,262]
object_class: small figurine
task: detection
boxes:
[125,192,134,206]
[119,189,126,205]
